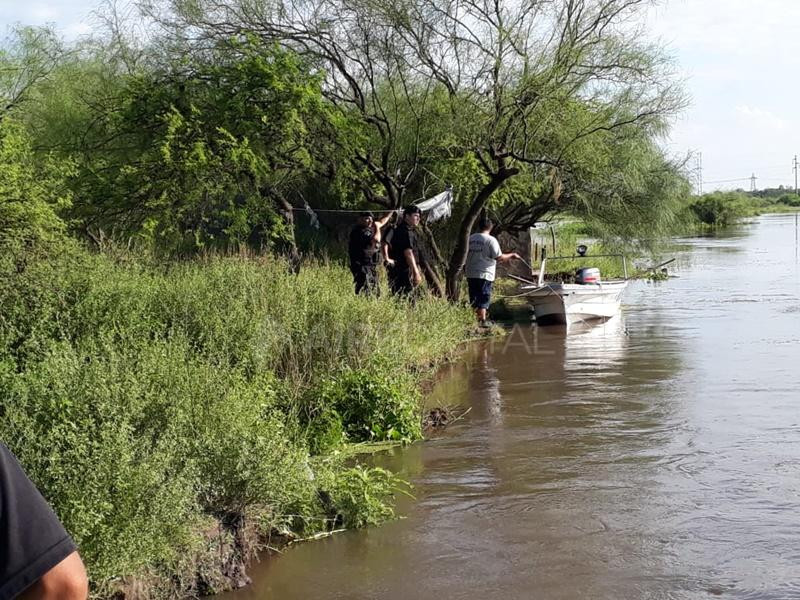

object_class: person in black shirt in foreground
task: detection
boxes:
[0,442,88,600]
[348,210,395,295]
[383,206,423,296]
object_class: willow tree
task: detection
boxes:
[21,36,336,256]
[141,0,686,298]
[0,26,63,120]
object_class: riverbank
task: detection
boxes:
[0,244,474,598]
[230,213,800,600]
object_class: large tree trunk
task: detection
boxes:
[445,168,517,301]
[416,222,446,297]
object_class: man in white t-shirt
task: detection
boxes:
[465,216,521,327]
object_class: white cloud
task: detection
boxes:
[733,105,788,133]
[645,0,800,190]
[0,1,96,38]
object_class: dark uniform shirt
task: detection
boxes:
[348,225,378,268]
[0,442,76,600]
[384,223,417,273]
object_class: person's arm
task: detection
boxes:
[19,552,88,600]
[490,236,520,264]
[371,211,395,248]
[374,211,395,228]
[404,248,423,286]
[382,243,394,267]
[497,252,522,264]
[381,227,395,267]
[0,443,88,600]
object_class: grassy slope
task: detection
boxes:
[0,246,472,597]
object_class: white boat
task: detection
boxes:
[516,245,628,325]
[521,279,628,325]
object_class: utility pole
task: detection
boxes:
[793,155,798,195]
[750,173,758,192]
[697,151,703,195]
[691,150,703,195]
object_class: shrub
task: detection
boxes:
[688,192,754,227]
[0,245,472,593]
[778,193,800,207]
[314,366,423,444]
[318,466,409,529]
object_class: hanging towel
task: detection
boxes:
[415,188,453,222]
[303,201,320,229]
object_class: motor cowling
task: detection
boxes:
[575,267,600,284]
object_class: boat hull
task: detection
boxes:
[522,281,628,325]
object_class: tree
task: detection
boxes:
[0,26,63,120]
[142,0,686,297]
[0,119,73,266]
[25,38,335,255]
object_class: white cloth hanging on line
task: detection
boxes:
[415,188,453,222]
[303,201,320,229]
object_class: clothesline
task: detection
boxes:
[288,207,396,213]
[290,189,454,229]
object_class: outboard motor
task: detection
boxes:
[575,267,600,284]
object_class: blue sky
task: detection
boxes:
[2,0,798,192]
[647,0,800,191]
[0,0,94,38]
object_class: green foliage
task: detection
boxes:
[0,245,472,593]
[0,26,63,117]
[687,191,756,227]
[320,466,409,528]
[24,40,335,253]
[1,338,206,583]
[777,193,800,207]
[314,366,422,445]
[0,118,72,255]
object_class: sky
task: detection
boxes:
[1,0,799,192]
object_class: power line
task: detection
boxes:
[701,177,753,185]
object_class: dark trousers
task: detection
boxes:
[387,267,413,296]
[351,263,378,295]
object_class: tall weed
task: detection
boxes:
[0,246,472,594]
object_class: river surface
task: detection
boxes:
[232,213,800,599]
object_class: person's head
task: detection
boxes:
[403,205,421,228]
[478,216,493,233]
[357,211,374,228]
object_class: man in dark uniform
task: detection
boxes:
[1,442,88,600]
[382,205,423,296]
[348,211,394,295]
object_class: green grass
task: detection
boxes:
[0,244,472,597]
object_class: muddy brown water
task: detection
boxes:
[228,214,800,600]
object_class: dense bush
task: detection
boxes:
[318,466,409,528]
[312,366,422,446]
[777,193,800,207]
[0,247,471,595]
[0,119,72,253]
[687,191,755,227]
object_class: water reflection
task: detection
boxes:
[226,213,800,600]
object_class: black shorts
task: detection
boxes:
[467,278,493,309]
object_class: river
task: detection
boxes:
[230,213,800,599]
